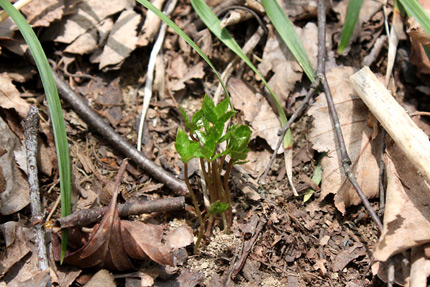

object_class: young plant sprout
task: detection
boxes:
[175,95,251,253]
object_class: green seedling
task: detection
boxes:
[175,95,251,253]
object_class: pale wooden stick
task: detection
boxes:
[350,66,430,184]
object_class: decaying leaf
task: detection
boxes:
[21,0,65,27]
[228,77,283,153]
[0,73,30,118]
[0,116,29,215]
[137,0,166,47]
[52,160,188,271]
[258,23,318,104]
[373,139,430,262]
[98,9,141,69]
[307,66,381,213]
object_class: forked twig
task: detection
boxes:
[262,0,383,232]
[316,0,382,231]
[52,71,187,194]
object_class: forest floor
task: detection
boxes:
[1,0,430,286]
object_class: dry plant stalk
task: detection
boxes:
[350,66,430,184]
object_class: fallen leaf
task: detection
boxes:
[228,77,283,153]
[0,221,31,278]
[137,0,166,47]
[258,23,318,103]
[307,66,381,214]
[332,244,366,272]
[83,269,115,287]
[0,116,29,215]
[52,160,176,271]
[98,9,141,69]
[21,0,65,27]
[171,62,205,92]
[0,73,30,118]
[373,139,430,261]
[55,0,134,44]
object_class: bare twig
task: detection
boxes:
[24,106,49,271]
[260,77,320,183]
[137,0,177,151]
[55,196,185,229]
[52,71,187,194]
[317,0,382,231]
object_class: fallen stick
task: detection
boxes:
[24,106,49,271]
[55,196,185,229]
[350,66,430,185]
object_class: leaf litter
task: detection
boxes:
[1,0,430,285]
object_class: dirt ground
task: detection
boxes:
[1,0,430,286]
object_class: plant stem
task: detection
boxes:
[224,159,234,230]
[184,163,205,253]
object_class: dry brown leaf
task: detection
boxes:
[307,66,380,214]
[0,117,29,215]
[137,0,165,47]
[83,269,115,287]
[0,221,31,278]
[171,62,205,92]
[52,160,176,271]
[258,23,318,104]
[21,0,64,27]
[373,139,430,262]
[0,73,30,118]
[228,77,283,153]
[99,10,141,69]
[55,0,134,44]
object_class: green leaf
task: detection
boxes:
[261,0,315,83]
[399,0,430,37]
[228,125,251,161]
[202,94,218,123]
[337,0,363,54]
[209,200,229,214]
[191,0,293,148]
[136,0,233,107]
[303,163,323,203]
[0,0,72,263]
[175,128,201,163]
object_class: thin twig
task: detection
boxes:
[55,196,185,229]
[317,0,382,231]
[24,106,49,271]
[260,77,320,184]
[137,0,177,151]
[52,71,187,194]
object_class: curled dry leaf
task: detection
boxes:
[373,139,430,262]
[307,66,381,214]
[52,160,176,271]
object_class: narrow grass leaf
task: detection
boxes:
[0,0,71,262]
[399,0,430,37]
[191,0,293,147]
[261,0,315,82]
[136,0,232,106]
[337,0,363,54]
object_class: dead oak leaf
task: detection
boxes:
[373,139,430,262]
[307,66,380,214]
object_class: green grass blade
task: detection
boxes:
[337,0,363,54]
[0,0,71,262]
[191,0,293,147]
[261,0,315,82]
[136,0,231,106]
[399,0,430,37]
